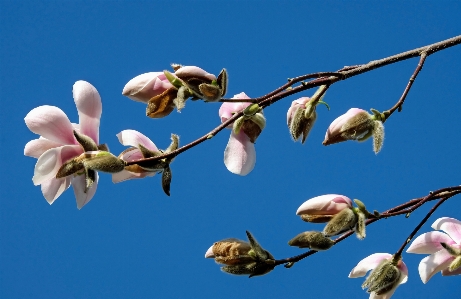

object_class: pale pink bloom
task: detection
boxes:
[407,217,461,283]
[323,108,372,145]
[296,194,352,216]
[286,97,312,125]
[349,253,408,299]
[122,72,173,103]
[112,130,159,183]
[175,66,216,81]
[24,81,102,209]
[219,92,255,176]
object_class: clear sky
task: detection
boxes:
[1,1,460,298]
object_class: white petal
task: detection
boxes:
[432,217,461,244]
[205,245,215,258]
[24,138,63,158]
[40,177,71,204]
[72,173,98,209]
[32,145,82,186]
[418,249,454,283]
[25,105,76,145]
[73,81,102,144]
[116,130,158,151]
[349,253,392,278]
[407,231,455,254]
[223,131,256,176]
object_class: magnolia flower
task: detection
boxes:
[122,72,173,103]
[296,194,371,239]
[205,231,275,277]
[24,81,102,209]
[219,92,265,176]
[407,217,461,283]
[323,108,385,154]
[123,65,227,118]
[349,253,408,299]
[114,130,179,196]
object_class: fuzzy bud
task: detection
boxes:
[73,130,98,151]
[288,231,334,251]
[83,152,126,173]
[362,259,402,295]
[323,208,358,237]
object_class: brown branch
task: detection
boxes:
[126,35,461,166]
[383,52,428,121]
[272,185,461,267]
[394,197,449,258]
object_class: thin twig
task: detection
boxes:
[384,52,428,121]
[394,197,449,258]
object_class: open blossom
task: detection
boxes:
[24,81,102,209]
[219,92,265,176]
[407,217,461,283]
[323,108,385,154]
[349,253,408,299]
[112,130,160,183]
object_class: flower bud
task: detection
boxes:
[73,130,98,151]
[323,208,358,237]
[83,152,126,173]
[362,258,402,295]
[288,231,334,251]
[296,194,353,220]
[122,72,173,103]
[287,97,317,144]
[205,238,254,265]
[323,108,385,153]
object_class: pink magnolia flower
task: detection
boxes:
[112,130,159,183]
[296,194,353,216]
[122,72,173,103]
[24,81,102,209]
[407,217,461,283]
[349,253,408,299]
[219,92,257,176]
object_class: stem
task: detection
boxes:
[126,35,461,166]
[272,185,461,267]
[384,52,428,121]
[394,197,449,258]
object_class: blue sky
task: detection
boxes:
[1,1,460,298]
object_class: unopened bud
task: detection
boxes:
[208,238,254,265]
[372,120,384,154]
[362,259,401,295]
[323,208,358,237]
[161,166,172,196]
[355,211,366,240]
[288,231,334,251]
[217,68,228,97]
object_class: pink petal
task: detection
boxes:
[40,177,71,204]
[73,81,102,144]
[122,72,173,103]
[432,217,461,244]
[407,231,456,254]
[112,170,155,183]
[296,194,352,215]
[116,130,158,151]
[219,93,252,124]
[32,145,82,186]
[72,173,98,209]
[25,105,76,145]
[205,245,215,258]
[442,266,461,276]
[118,147,144,162]
[24,138,63,158]
[418,249,454,283]
[348,253,392,278]
[223,131,256,176]
[175,66,216,81]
